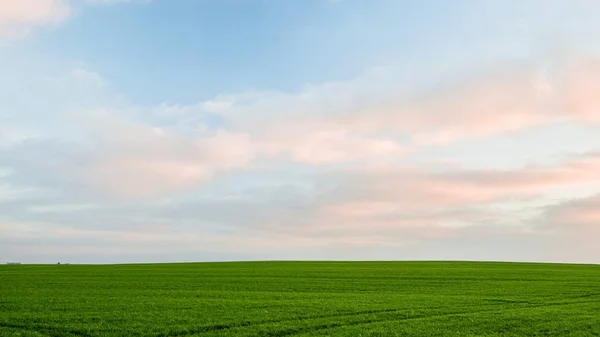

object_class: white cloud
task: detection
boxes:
[0,0,151,41]
[83,0,150,4]
[0,0,70,39]
[68,68,108,88]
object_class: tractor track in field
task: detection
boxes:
[162,298,600,337]
[159,306,411,337]
[0,321,93,337]
[268,298,600,337]
[565,292,600,300]
[160,304,520,336]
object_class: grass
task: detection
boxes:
[1,261,599,336]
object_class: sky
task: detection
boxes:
[1,0,600,264]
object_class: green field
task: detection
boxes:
[1,261,599,336]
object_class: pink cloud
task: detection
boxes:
[85,126,255,198]
[212,58,600,151]
[0,0,70,39]
[563,59,600,123]
[315,153,600,231]
[257,127,404,165]
[346,68,555,145]
[544,195,600,233]
[18,110,258,199]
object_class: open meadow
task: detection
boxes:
[1,261,599,336]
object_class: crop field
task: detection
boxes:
[1,261,599,336]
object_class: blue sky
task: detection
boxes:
[21,0,576,104]
[1,0,600,263]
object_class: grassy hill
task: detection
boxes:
[1,261,599,336]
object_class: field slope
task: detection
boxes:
[1,261,599,336]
